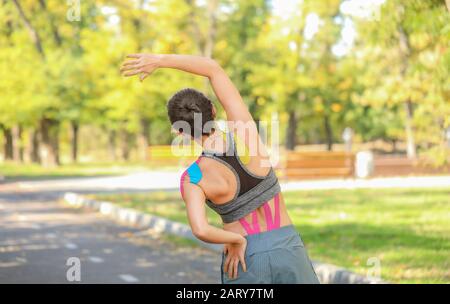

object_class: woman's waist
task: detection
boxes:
[222,191,290,234]
[206,176,281,223]
[227,224,304,256]
[223,212,293,237]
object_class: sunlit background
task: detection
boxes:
[0,0,449,284]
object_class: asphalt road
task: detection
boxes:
[0,186,221,284]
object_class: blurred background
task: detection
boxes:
[0,0,449,284]
[1,0,449,170]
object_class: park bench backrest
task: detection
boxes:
[278,151,355,179]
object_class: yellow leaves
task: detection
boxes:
[216,40,228,52]
[280,112,289,123]
[337,78,353,90]
[257,97,266,106]
[339,92,348,101]
[331,103,342,113]
[351,92,362,104]
[314,96,324,113]
[418,50,439,68]
[409,33,431,51]
[328,64,336,73]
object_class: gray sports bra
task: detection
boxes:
[199,132,281,223]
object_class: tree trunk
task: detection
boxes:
[203,0,219,91]
[108,130,117,161]
[71,121,79,163]
[120,129,132,161]
[185,0,205,53]
[30,129,41,163]
[12,0,49,165]
[397,23,417,159]
[204,0,218,58]
[404,100,417,159]
[391,139,397,153]
[2,127,13,161]
[38,0,62,47]
[185,0,218,93]
[285,111,298,150]
[12,125,24,162]
[138,118,150,161]
[3,0,13,38]
[324,114,333,151]
[50,124,60,165]
[40,118,60,167]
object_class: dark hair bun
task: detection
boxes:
[167,88,215,138]
[184,102,201,113]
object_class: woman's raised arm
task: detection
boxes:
[120,53,253,125]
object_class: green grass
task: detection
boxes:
[91,187,450,283]
[0,162,178,181]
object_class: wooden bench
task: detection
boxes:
[277,151,355,180]
[373,155,449,176]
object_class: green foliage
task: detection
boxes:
[352,0,450,159]
[0,0,448,164]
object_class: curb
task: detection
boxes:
[63,192,386,284]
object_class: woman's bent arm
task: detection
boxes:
[182,180,247,278]
[182,180,244,244]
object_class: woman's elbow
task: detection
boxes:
[206,57,220,68]
[206,58,222,76]
[192,224,208,240]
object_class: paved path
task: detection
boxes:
[4,171,450,194]
[281,175,450,191]
[0,189,220,284]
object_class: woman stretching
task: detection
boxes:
[120,54,319,284]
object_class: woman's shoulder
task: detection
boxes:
[180,158,205,198]
[184,159,203,184]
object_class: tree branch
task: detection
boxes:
[11,0,45,58]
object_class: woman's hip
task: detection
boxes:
[221,225,320,284]
[243,224,304,256]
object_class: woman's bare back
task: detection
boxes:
[196,140,292,236]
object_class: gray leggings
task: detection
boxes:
[221,225,320,284]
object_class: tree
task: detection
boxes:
[353,0,450,160]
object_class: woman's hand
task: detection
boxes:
[223,236,247,279]
[120,53,163,82]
